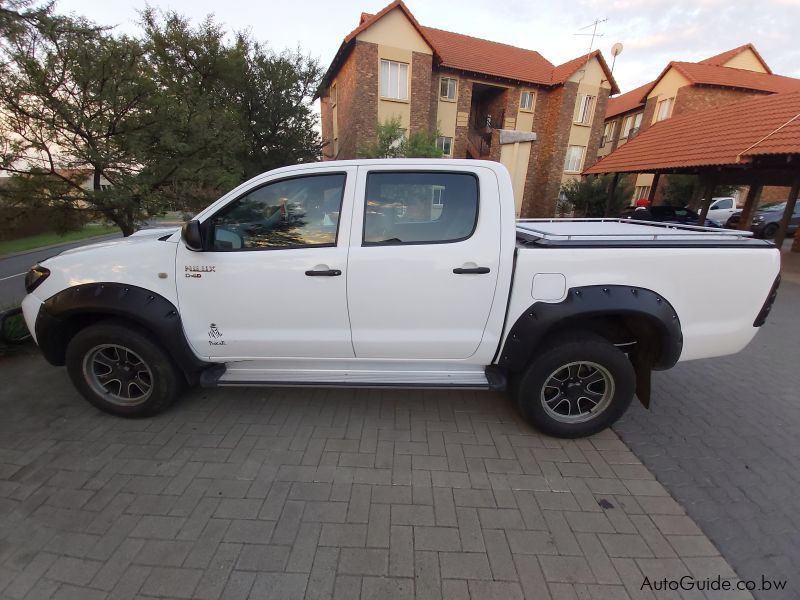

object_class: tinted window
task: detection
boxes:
[714,199,733,210]
[363,172,478,245]
[210,174,345,251]
[649,207,675,218]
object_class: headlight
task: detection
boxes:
[24,266,50,293]
[752,216,765,223]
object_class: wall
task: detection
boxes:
[333,41,379,159]
[673,86,764,117]
[357,6,433,134]
[647,67,691,124]
[721,49,768,73]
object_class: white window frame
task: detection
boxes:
[380,59,409,101]
[564,145,585,173]
[439,77,457,101]
[431,186,445,208]
[620,115,633,138]
[656,97,674,122]
[435,136,453,156]
[601,121,615,146]
[519,91,535,112]
[634,185,651,201]
[574,93,595,125]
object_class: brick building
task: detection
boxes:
[318,0,618,217]
[597,44,800,204]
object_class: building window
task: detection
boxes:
[435,136,453,156]
[573,93,595,125]
[519,91,534,112]
[656,97,674,122]
[633,185,651,201]
[564,145,585,172]
[601,121,615,147]
[620,115,632,138]
[630,112,643,137]
[439,77,457,101]
[330,83,337,107]
[380,59,409,100]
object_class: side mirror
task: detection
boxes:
[181,220,204,252]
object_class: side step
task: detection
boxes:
[199,360,507,390]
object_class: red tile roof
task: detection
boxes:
[669,61,800,94]
[585,91,800,173]
[699,43,772,73]
[324,1,618,92]
[605,81,654,118]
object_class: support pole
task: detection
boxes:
[604,172,620,217]
[774,176,800,249]
[696,176,717,225]
[647,173,660,205]
[737,183,762,231]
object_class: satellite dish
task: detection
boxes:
[611,42,623,57]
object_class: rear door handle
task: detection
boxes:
[305,269,342,276]
[453,267,491,274]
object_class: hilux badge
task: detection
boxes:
[208,323,225,345]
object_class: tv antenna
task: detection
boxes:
[574,18,607,53]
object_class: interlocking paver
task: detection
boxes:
[1,339,757,600]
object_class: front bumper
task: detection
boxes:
[21,294,43,344]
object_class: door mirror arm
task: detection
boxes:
[181,219,205,252]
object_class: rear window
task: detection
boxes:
[363,172,479,245]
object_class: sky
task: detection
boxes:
[56,0,800,96]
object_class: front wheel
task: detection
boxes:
[65,320,184,417]
[515,333,635,438]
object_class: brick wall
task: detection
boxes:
[584,88,610,171]
[673,86,765,117]
[452,78,473,158]
[410,52,434,135]
[329,41,379,160]
[641,96,657,133]
[761,185,792,203]
[520,82,579,217]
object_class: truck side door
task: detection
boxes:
[346,166,502,361]
[175,167,356,359]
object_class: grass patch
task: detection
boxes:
[0,223,119,257]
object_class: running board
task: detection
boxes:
[202,360,503,390]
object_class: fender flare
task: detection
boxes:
[496,285,683,373]
[35,282,210,381]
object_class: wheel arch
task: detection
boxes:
[35,282,211,383]
[497,285,684,406]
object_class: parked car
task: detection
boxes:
[726,201,800,238]
[21,160,780,438]
[620,205,722,227]
[706,197,739,223]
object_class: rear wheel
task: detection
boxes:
[515,333,635,438]
[762,223,778,239]
[65,321,183,417]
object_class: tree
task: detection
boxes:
[661,175,740,209]
[359,118,443,158]
[560,175,632,218]
[0,4,325,236]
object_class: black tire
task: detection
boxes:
[761,223,778,239]
[514,333,635,438]
[65,320,184,417]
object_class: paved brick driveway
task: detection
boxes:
[0,349,751,600]
[615,280,799,600]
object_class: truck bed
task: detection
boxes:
[516,218,772,248]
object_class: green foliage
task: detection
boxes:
[662,175,740,208]
[359,118,443,159]
[559,175,632,217]
[0,3,323,236]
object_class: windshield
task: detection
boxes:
[761,202,786,212]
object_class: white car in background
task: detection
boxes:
[707,197,739,223]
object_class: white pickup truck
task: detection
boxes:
[21,160,781,438]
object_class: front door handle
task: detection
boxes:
[305,269,342,276]
[453,266,491,274]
